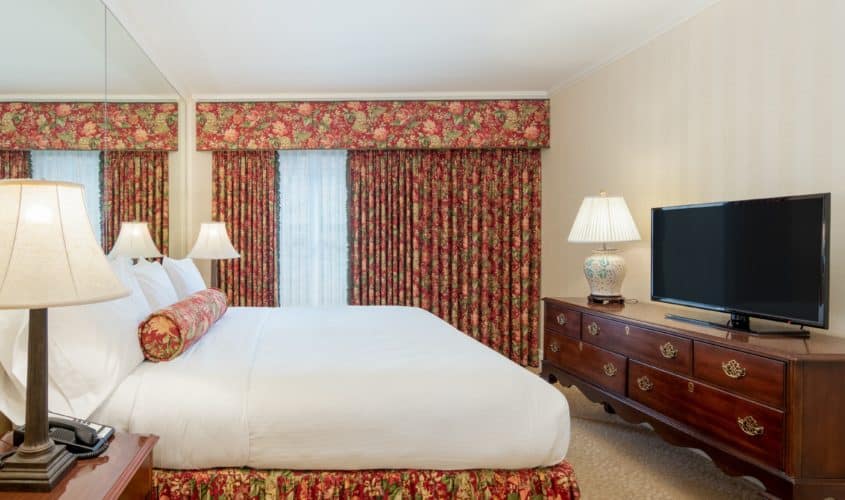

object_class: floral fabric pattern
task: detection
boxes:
[348,149,542,367]
[0,102,178,151]
[0,150,31,179]
[105,102,179,150]
[212,151,279,307]
[102,151,170,255]
[139,289,228,362]
[196,100,549,150]
[153,461,579,499]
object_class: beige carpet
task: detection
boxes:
[554,382,765,499]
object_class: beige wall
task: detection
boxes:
[542,0,845,334]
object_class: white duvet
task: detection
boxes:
[93,306,570,470]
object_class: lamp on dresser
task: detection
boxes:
[187,222,240,288]
[567,191,640,304]
[108,221,163,263]
[0,180,129,491]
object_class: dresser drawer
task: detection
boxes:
[629,361,784,469]
[693,342,786,409]
[581,314,691,375]
[544,302,581,339]
[544,332,626,396]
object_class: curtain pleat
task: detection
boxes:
[212,151,278,307]
[348,149,541,367]
[0,150,31,179]
[102,151,169,255]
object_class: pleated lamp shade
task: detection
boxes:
[568,193,641,244]
[108,222,163,259]
[187,222,240,260]
[0,180,129,309]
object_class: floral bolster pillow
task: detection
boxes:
[138,289,228,362]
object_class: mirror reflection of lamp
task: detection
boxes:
[107,222,163,264]
[0,180,129,491]
[187,222,240,289]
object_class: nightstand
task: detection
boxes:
[0,432,158,499]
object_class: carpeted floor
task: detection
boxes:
[555,382,765,499]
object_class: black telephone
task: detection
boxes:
[12,413,114,459]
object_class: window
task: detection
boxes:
[31,150,102,243]
[277,150,348,306]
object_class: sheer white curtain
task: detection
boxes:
[31,150,102,243]
[278,150,348,306]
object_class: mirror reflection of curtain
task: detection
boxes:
[0,151,31,179]
[101,151,169,256]
[31,150,102,243]
[277,150,348,306]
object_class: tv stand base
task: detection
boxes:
[665,313,810,338]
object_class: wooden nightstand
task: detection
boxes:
[0,432,158,499]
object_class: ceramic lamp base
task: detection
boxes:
[583,249,628,300]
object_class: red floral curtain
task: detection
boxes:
[102,151,169,254]
[348,149,542,366]
[212,151,279,307]
[0,150,31,179]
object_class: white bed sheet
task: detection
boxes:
[93,306,570,470]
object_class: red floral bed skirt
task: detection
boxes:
[153,461,580,499]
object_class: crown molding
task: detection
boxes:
[191,91,548,102]
[547,0,721,95]
[0,94,179,102]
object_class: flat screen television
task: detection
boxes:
[651,193,830,332]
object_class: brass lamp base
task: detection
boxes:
[0,443,76,492]
[0,308,76,492]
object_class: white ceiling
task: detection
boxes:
[104,0,717,98]
[0,0,177,98]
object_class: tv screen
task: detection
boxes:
[651,193,830,328]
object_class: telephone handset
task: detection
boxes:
[12,413,114,459]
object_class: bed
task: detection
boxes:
[92,305,579,498]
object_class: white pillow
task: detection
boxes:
[162,257,207,299]
[133,260,179,311]
[110,257,152,323]
[0,311,75,424]
[0,258,148,420]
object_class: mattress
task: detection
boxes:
[93,306,570,470]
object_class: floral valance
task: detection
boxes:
[195,100,549,150]
[0,102,178,151]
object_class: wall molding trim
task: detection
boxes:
[191,91,549,102]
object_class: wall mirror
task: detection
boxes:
[0,0,180,253]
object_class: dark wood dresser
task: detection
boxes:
[541,297,845,500]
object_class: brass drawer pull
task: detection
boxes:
[637,376,654,391]
[660,342,678,359]
[549,341,560,353]
[603,362,618,377]
[587,321,600,336]
[722,359,747,379]
[555,313,567,326]
[737,416,764,436]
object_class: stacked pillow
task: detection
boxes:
[0,258,150,421]
[162,257,207,299]
[0,256,219,423]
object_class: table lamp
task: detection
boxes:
[108,221,163,262]
[0,180,129,491]
[187,222,240,288]
[568,191,641,304]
